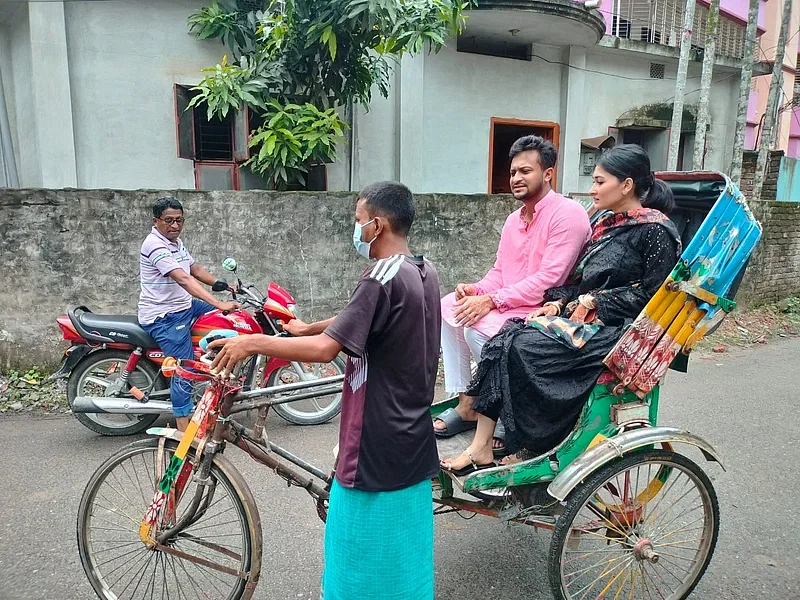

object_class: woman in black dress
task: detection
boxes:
[441,145,682,475]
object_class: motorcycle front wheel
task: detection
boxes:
[67,350,163,436]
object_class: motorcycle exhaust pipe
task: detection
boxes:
[72,396,173,414]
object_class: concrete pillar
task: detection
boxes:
[29,2,77,188]
[398,53,425,192]
[561,46,586,196]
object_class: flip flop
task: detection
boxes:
[493,420,510,458]
[433,408,477,438]
[440,449,495,477]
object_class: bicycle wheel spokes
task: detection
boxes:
[79,440,253,600]
[556,454,718,600]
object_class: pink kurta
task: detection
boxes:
[442,190,591,337]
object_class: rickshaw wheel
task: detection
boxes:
[548,449,719,600]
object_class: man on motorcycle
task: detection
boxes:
[138,196,239,431]
[209,181,442,600]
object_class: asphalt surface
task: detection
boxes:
[0,338,798,599]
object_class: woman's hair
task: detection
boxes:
[597,144,676,214]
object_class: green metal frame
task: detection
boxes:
[434,383,660,498]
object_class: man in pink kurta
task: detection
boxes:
[434,136,591,444]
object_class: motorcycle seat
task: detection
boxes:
[68,306,159,349]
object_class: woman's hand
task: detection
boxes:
[524,302,561,324]
[569,295,598,324]
[577,294,596,309]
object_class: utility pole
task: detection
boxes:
[667,0,697,170]
[752,0,792,201]
[693,0,720,169]
[730,0,761,184]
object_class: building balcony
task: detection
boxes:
[603,0,766,61]
[461,0,607,51]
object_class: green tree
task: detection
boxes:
[188,0,474,189]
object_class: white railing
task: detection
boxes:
[608,0,747,59]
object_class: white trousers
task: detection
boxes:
[441,320,490,395]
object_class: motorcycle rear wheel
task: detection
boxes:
[67,350,163,436]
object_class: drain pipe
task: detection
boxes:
[347,98,356,191]
[0,60,19,187]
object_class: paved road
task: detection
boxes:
[0,339,798,599]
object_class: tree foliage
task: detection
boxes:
[188,0,474,188]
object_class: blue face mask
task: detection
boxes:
[352,219,376,259]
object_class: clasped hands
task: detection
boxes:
[452,283,494,328]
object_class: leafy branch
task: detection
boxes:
[187,0,475,189]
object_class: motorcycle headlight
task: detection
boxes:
[287,304,296,315]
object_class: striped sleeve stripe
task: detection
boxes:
[368,254,404,285]
[375,255,402,280]
[151,253,172,266]
[377,256,404,284]
[369,258,387,279]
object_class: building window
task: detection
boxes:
[195,111,233,161]
[174,84,326,191]
[174,84,249,164]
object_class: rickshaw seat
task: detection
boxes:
[603,173,762,398]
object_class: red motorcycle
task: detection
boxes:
[54,264,344,435]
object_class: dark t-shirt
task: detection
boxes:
[324,254,442,492]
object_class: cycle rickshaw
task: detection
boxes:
[76,172,760,600]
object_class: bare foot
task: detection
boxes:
[440,443,494,471]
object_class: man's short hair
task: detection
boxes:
[508,135,558,171]
[152,197,183,218]
[358,181,415,236]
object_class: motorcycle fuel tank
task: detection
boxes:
[192,310,262,340]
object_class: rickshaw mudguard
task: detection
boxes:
[546,426,725,502]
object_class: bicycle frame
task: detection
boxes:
[138,362,344,575]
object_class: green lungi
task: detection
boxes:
[321,478,434,600]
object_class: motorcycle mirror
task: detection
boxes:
[222,257,238,273]
[211,279,229,292]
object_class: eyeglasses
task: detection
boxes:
[157,217,185,226]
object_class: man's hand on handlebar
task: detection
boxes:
[208,335,258,375]
[217,300,241,314]
[282,318,310,336]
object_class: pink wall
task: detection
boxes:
[788,138,800,159]
[713,0,767,31]
[747,90,759,124]
[745,124,757,151]
[791,107,800,138]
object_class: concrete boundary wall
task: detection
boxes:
[0,188,516,369]
[1,189,797,370]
